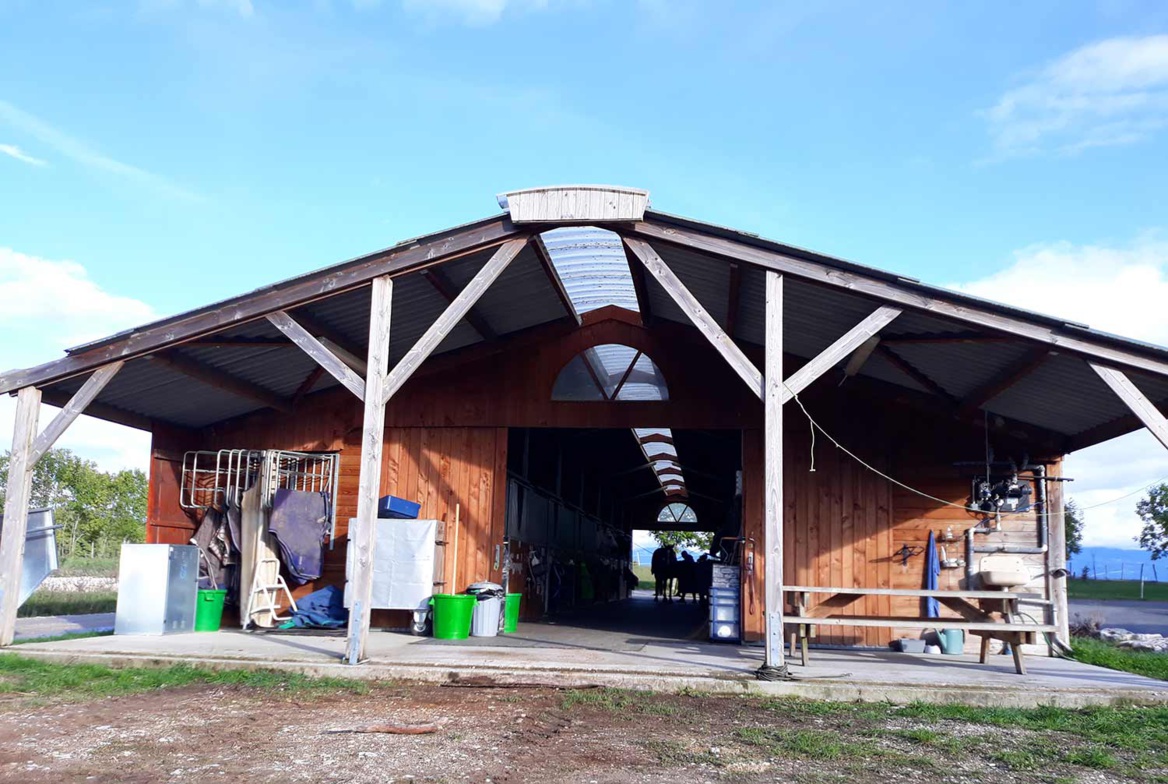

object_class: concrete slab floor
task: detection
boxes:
[11,618,1168,709]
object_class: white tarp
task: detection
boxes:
[345,517,437,610]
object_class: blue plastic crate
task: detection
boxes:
[377,495,421,519]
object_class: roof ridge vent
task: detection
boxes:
[497,185,649,223]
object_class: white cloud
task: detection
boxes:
[0,143,46,167]
[0,247,157,356]
[0,249,157,473]
[400,0,571,26]
[984,34,1168,157]
[952,236,1168,549]
[0,99,202,202]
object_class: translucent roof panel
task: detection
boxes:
[552,344,668,402]
[541,227,639,313]
[657,502,698,524]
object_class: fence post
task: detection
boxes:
[1141,564,1146,600]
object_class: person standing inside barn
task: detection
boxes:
[651,545,676,602]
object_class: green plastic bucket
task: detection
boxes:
[503,593,522,633]
[194,589,227,632]
[431,594,476,640]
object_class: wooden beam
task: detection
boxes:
[346,275,392,665]
[285,310,367,362]
[382,239,527,406]
[624,237,764,399]
[421,268,499,341]
[266,311,366,401]
[763,270,786,671]
[39,387,153,432]
[843,336,881,378]
[532,234,581,325]
[29,363,123,464]
[316,338,367,376]
[291,366,325,405]
[637,433,675,447]
[610,350,643,400]
[726,263,742,338]
[781,305,901,403]
[151,352,294,414]
[877,345,955,401]
[624,241,653,325]
[1091,364,1168,451]
[0,217,522,395]
[624,219,1168,381]
[959,347,1050,415]
[0,386,41,646]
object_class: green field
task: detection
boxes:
[1066,579,1168,602]
[633,564,655,590]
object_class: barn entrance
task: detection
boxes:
[503,426,742,646]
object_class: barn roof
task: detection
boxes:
[3,185,1167,453]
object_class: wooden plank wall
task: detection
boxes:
[147,411,507,627]
[741,391,1048,648]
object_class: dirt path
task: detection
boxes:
[0,682,1155,783]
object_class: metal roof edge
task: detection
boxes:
[66,211,511,356]
[641,209,1168,365]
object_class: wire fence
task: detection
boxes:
[1067,560,1164,582]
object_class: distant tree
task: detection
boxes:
[0,448,147,559]
[1136,483,1168,560]
[651,530,713,553]
[1064,499,1084,561]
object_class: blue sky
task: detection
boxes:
[2,0,1168,547]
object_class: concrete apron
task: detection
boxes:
[12,629,1168,709]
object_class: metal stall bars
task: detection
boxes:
[244,450,340,627]
[181,449,339,627]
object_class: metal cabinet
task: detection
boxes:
[115,544,198,635]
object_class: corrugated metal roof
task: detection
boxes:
[541,227,639,313]
[29,201,1168,449]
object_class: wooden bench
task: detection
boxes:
[784,586,1057,675]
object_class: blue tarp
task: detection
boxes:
[282,585,348,629]
[923,530,940,618]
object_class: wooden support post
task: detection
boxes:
[266,311,366,401]
[763,271,786,672]
[345,276,393,664]
[29,363,123,464]
[1091,364,1168,450]
[1045,460,1070,649]
[382,239,527,405]
[624,237,764,399]
[0,387,42,646]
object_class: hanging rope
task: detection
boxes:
[781,382,1168,520]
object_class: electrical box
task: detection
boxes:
[115,544,198,635]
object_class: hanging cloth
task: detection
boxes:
[923,529,940,618]
[268,488,330,585]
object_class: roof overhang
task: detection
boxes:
[6,187,1168,453]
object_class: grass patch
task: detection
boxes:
[17,590,118,618]
[0,653,367,701]
[1067,579,1168,602]
[1071,637,1168,682]
[56,556,119,579]
[560,688,639,711]
[633,564,655,590]
[12,631,113,646]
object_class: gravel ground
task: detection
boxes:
[0,681,1157,783]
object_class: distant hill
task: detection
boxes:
[1071,547,1167,582]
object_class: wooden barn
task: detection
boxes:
[5,185,1168,675]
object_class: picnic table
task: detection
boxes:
[783,585,1057,674]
